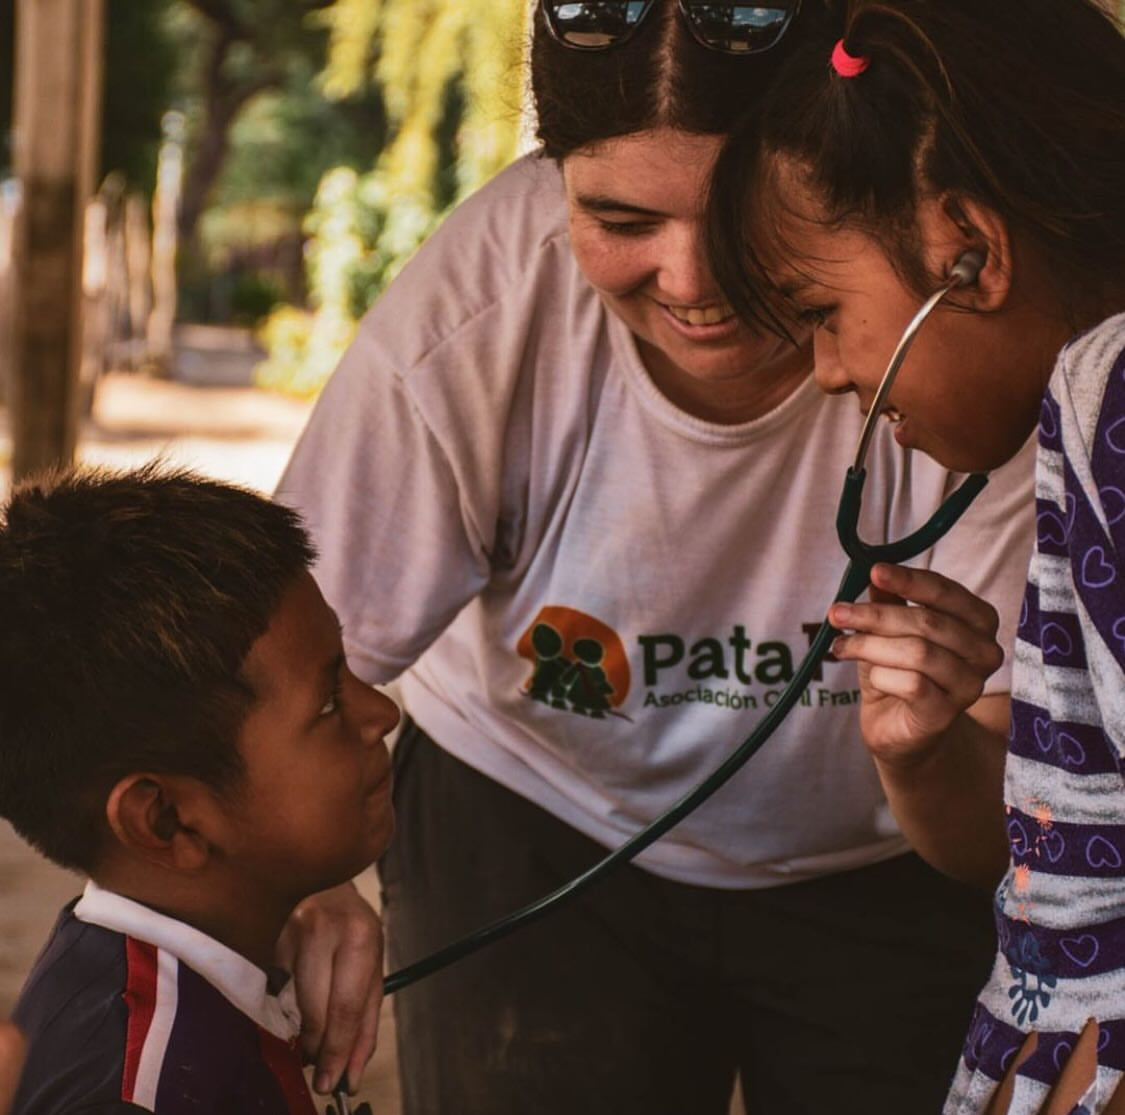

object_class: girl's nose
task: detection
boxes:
[812,329,852,396]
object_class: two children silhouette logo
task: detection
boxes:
[517,606,630,719]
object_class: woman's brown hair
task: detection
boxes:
[531,1,825,158]
[707,0,1125,333]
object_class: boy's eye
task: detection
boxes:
[318,685,342,718]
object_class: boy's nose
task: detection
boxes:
[362,686,400,744]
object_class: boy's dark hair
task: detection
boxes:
[531,0,827,159]
[0,464,315,872]
[707,0,1125,332]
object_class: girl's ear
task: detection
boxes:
[936,192,1014,312]
[105,774,213,872]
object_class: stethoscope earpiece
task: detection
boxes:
[949,249,987,287]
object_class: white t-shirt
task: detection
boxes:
[278,154,1037,889]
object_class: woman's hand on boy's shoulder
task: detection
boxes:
[277,881,385,1096]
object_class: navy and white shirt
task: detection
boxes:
[12,883,317,1115]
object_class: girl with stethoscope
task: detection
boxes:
[708,0,1125,1110]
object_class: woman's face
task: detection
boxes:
[563,128,793,389]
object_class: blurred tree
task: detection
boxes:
[167,0,388,324]
[257,0,530,395]
[101,0,178,191]
[170,0,343,241]
[320,0,528,203]
[0,0,176,186]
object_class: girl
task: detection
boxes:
[708,1,1125,1110]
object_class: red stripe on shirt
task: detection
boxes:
[258,1029,318,1115]
[121,937,158,1102]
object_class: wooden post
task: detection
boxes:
[9,0,105,481]
[0,186,18,406]
[124,192,153,366]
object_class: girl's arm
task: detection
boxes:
[828,561,1012,888]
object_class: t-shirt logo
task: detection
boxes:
[517,606,630,719]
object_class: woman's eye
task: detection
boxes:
[596,218,655,237]
[318,687,342,718]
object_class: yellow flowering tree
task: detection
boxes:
[258,0,530,396]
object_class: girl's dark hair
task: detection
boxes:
[707,0,1125,332]
[531,1,826,158]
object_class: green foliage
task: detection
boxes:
[215,70,385,211]
[101,0,179,191]
[0,0,177,186]
[166,0,392,325]
[255,167,366,396]
[228,271,283,324]
[258,0,530,396]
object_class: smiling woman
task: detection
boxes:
[562,128,811,422]
[276,2,1039,1113]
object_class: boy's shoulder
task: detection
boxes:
[11,888,315,1115]
[12,900,136,1113]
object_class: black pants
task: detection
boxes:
[379,719,995,1115]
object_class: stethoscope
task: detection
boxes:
[328,253,990,1080]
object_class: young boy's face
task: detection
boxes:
[217,571,399,903]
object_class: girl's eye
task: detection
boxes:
[796,304,836,328]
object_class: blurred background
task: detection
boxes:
[0,1,530,1108]
[0,0,530,488]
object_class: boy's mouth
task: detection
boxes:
[364,762,392,797]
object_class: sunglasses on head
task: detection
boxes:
[542,1,801,55]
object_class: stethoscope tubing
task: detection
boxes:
[382,262,989,997]
[383,469,987,995]
[384,567,855,995]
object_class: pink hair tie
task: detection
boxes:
[831,38,870,78]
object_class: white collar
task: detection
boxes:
[74,881,302,1042]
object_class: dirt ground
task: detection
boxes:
[0,365,401,1111]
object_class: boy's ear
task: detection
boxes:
[931,191,1014,312]
[105,774,214,872]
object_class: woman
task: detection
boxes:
[705,1,1125,1109]
[279,2,1036,1111]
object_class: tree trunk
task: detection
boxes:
[176,23,281,242]
[9,0,104,480]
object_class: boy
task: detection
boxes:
[0,465,399,1114]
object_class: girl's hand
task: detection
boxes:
[827,563,1005,766]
